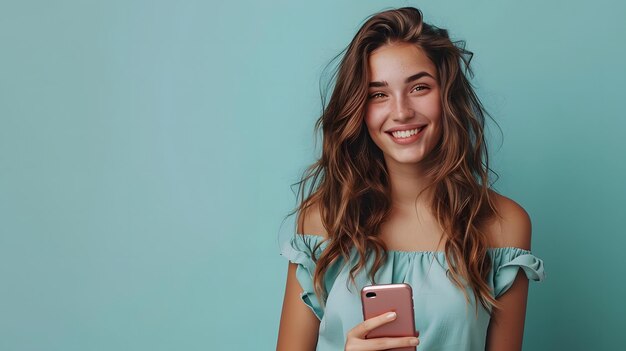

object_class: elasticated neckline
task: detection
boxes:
[296,233,532,255]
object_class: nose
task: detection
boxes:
[392,96,414,121]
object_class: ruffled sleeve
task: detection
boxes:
[490,247,546,298]
[279,233,329,320]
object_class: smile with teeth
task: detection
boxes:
[390,127,425,139]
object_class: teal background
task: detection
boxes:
[1,0,624,350]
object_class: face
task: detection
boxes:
[364,42,442,168]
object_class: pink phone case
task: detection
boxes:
[361,283,416,351]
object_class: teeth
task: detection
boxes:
[391,127,423,139]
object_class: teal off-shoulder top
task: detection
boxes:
[279,233,546,351]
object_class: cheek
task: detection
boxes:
[363,115,376,135]
[424,94,443,119]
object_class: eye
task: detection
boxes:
[368,85,429,100]
[368,92,385,100]
[412,84,429,92]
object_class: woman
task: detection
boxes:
[277,6,545,351]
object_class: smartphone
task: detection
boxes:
[361,283,416,350]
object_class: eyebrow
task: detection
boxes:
[368,71,435,88]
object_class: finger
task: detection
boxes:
[349,312,398,339]
[357,336,420,351]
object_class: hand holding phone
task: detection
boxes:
[344,283,419,351]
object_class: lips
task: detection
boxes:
[385,125,427,145]
[385,125,426,137]
[385,124,428,133]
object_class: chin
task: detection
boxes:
[387,153,425,165]
[397,158,424,165]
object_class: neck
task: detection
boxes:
[385,158,435,214]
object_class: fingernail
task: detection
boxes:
[410,337,419,345]
[386,312,396,319]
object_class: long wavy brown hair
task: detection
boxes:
[284,6,505,316]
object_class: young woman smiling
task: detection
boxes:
[277,7,545,351]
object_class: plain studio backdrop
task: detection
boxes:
[1,0,624,350]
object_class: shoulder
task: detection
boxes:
[297,200,329,239]
[484,190,532,250]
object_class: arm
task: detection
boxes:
[277,203,327,350]
[485,269,530,351]
[276,262,320,351]
[485,194,533,351]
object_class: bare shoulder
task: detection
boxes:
[297,200,329,239]
[484,190,532,250]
